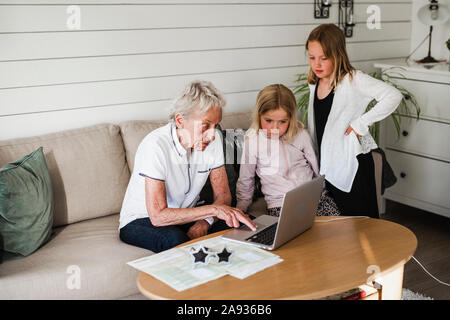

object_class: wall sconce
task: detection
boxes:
[338,0,355,37]
[314,0,332,19]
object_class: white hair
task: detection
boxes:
[169,80,226,121]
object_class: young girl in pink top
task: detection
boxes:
[236,84,338,217]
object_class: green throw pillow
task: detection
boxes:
[0,147,54,258]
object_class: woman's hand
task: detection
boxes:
[213,204,257,231]
[345,126,360,138]
[187,220,210,240]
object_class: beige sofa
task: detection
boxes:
[0,111,262,300]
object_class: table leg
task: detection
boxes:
[379,264,404,300]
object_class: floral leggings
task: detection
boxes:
[266,190,341,217]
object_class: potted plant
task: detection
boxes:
[293,67,421,144]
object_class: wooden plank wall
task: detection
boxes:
[0,0,412,140]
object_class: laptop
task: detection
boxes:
[222,175,324,250]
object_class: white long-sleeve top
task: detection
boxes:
[307,70,402,192]
[236,129,320,211]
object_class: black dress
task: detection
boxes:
[313,85,379,218]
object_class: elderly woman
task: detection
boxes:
[119,80,256,253]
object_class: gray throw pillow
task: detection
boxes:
[198,128,254,207]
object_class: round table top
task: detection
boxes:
[137,216,417,300]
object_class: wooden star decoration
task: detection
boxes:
[216,247,232,263]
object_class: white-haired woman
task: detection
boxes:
[119,80,256,253]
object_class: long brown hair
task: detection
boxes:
[306,24,356,89]
[249,84,304,142]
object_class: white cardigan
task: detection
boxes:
[307,70,402,192]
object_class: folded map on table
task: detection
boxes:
[127,236,283,292]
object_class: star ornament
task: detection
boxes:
[190,246,210,266]
[216,247,232,264]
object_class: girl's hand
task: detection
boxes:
[345,126,360,138]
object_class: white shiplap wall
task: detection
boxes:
[0,0,412,140]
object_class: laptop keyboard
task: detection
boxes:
[246,223,278,245]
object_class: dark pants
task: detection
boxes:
[326,153,379,219]
[119,218,232,253]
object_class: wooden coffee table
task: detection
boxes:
[137,216,417,300]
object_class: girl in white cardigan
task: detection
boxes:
[306,24,402,218]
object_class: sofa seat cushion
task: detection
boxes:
[0,214,152,300]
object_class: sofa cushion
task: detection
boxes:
[220,111,253,130]
[0,124,130,227]
[119,120,168,173]
[120,120,167,172]
[0,214,150,299]
[0,147,53,257]
[198,128,245,207]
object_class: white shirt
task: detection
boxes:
[307,70,402,192]
[119,123,224,229]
